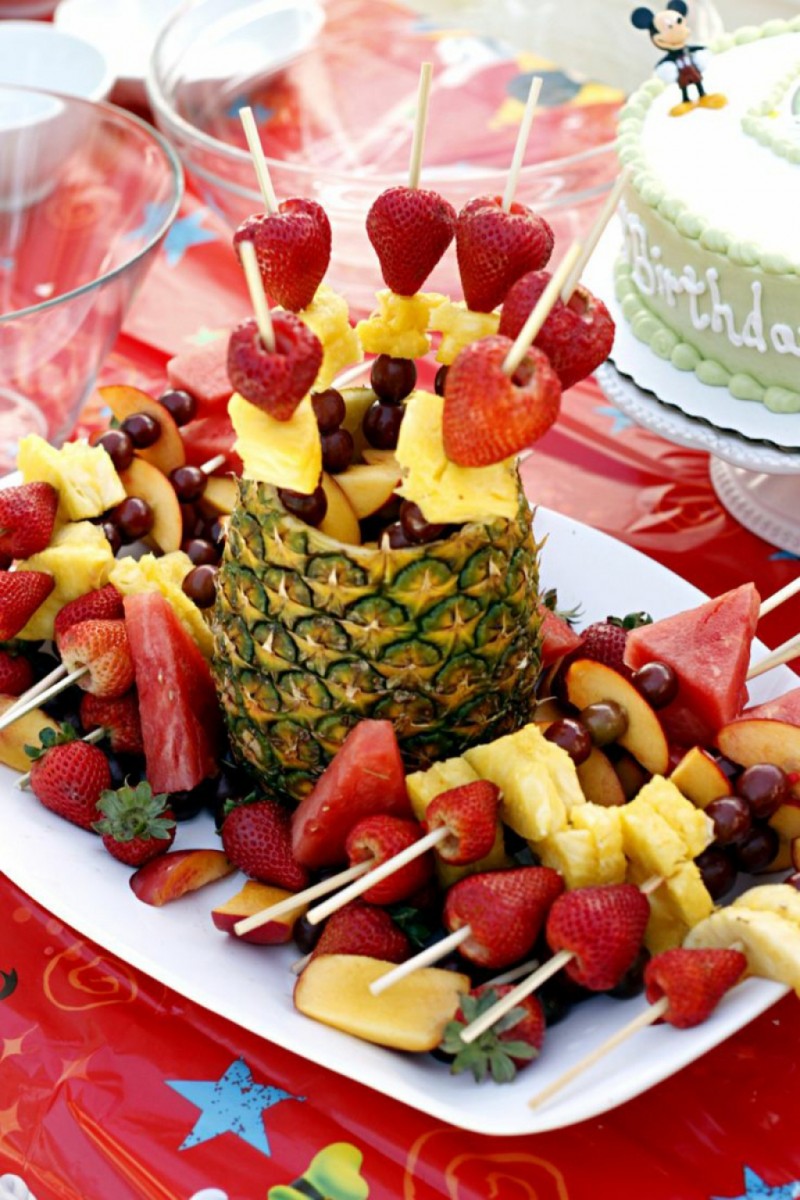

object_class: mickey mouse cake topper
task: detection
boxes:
[631,1,727,117]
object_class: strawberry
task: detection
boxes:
[345,814,433,905]
[57,619,135,698]
[644,946,747,1029]
[53,584,124,640]
[440,984,545,1083]
[227,314,323,420]
[545,883,650,991]
[442,334,561,467]
[79,692,144,755]
[310,901,410,963]
[0,570,54,641]
[499,273,615,390]
[93,780,176,867]
[27,727,111,831]
[221,798,310,891]
[424,780,500,865]
[573,613,653,677]
[455,195,554,312]
[366,186,456,296]
[234,197,331,311]
[0,481,58,560]
[444,866,564,969]
[0,648,34,696]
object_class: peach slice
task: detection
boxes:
[361,448,400,468]
[576,747,627,808]
[130,848,236,906]
[99,385,186,475]
[199,475,238,518]
[335,461,401,520]
[294,954,470,1052]
[716,718,800,801]
[564,658,670,776]
[119,457,183,554]
[319,473,361,545]
[0,696,60,772]
[212,880,306,944]
[669,746,732,810]
[612,748,650,801]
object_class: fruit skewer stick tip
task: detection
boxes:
[238,239,276,353]
[232,859,374,937]
[528,995,670,1110]
[746,631,800,680]
[560,166,632,302]
[501,75,543,213]
[503,240,583,376]
[369,925,471,996]
[759,575,800,619]
[0,664,88,734]
[239,104,278,214]
[200,454,227,475]
[407,61,433,191]
[305,825,449,926]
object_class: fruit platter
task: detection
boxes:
[2,80,800,1140]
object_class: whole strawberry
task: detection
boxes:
[53,584,124,641]
[545,882,650,991]
[27,727,111,831]
[440,984,545,1083]
[442,334,561,467]
[644,946,747,1029]
[366,186,456,296]
[93,780,176,867]
[80,691,144,756]
[0,570,54,641]
[424,780,500,865]
[227,314,323,420]
[234,197,331,311]
[456,195,554,312]
[444,866,564,969]
[57,618,135,698]
[221,798,310,891]
[0,481,58,560]
[575,613,653,677]
[345,814,433,905]
[310,901,410,963]
[0,648,34,696]
[499,273,615,390]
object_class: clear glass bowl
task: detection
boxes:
[0,85,183,471]
[147,0,621,314]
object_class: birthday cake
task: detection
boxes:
[615,16,800,414]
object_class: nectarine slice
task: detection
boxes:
[212,880,305,944]
[318,473,361,545]
[119,457,183,554]
[669,746,732,809]
[565,658,670,776]
[100,385,185,475]
[130,848,236,906]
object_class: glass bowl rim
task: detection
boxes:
[0,83,184,324]
[145,0,618,192]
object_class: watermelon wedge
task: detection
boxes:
[537,603,583,669]
[291,720,411,868]
[623,582,760,748]
[737,687,800,724]
[166,337,232,417]
[124,591,224,793]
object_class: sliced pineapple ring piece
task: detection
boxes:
[685,907,800,994]
[109,550,213,657]
[355,290,445,360]
[229,392,322,494]
[18,434,125,521]
[428,298,500,365]
[297,284,363,390]
[396,391,519,524]
[16,522,116,640]
[732,883,800,928]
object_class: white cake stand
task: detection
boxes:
[585,229,800,556]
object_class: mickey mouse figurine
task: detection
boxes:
[631,1,727,117]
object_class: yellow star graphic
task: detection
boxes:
[0,1099,22,1140]
[0,1026,34,1063]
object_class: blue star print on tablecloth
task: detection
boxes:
[162,211,221,268]
[167,1057,304,1155]
[225,98,273,124]
[712,1166,800,1200]
[595,404,635,434]
[124,202,175,245]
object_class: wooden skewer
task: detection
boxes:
[503,241,583,376]
[560,166,632,302]
[528,996,670,1110]
[747,632,800,680]
[15,726,105,790]
[369,926,471,996]
[485,958,540,988]
[239,105,278,214]
[1,660,68,724]
[407,62,433,191]
[759,576,800,619]
[305,826,448,926]
[200,454,227,475]
[501,75,542,213]
[233,860,373,937]
[238,240,275,353]
[0,665,88,734]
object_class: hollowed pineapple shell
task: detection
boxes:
[211,478,543,801]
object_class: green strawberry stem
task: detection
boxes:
[460,949,573,1045]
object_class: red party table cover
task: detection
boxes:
[3,6,800,1197]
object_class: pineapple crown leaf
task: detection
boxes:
[438,989,539,1085]
[24,724,79,761]
[541,587,583,627]
[93,780,175,842]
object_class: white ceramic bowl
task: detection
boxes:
[0,20,113,100]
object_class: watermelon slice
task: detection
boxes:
[738,687,800,724]
[537,603,583,669]
[181,412,242,475]
[124,591,224,794]
[166,337,232,417]
[291,720,411,868]
[623,583,760,748]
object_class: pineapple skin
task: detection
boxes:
[211,477,543,801]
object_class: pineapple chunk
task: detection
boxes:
[685,907,800,994]
[297,284,363,390]
[355,290,445,360]
[571,804,626,885]
[428,298,500,365]
[109,551,213,657]
[536,828,598,889]
[229,392,322,494]
[732,884,800,929]
[18,434,125,521]
[635,776,714,859]
[16,522,116,640]
[628,860,690,953]
[395,391,519,524]
[661,861,714,928]
[619,802,687,879]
